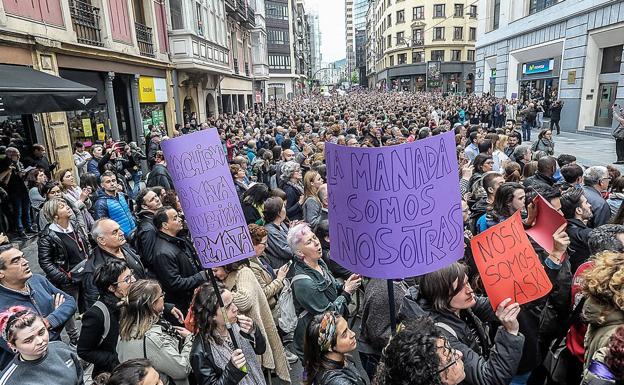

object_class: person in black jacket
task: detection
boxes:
[279,161,304,220]
[549,100,563,135]
[151,206,207,314]
[134,188,163,272]
[522,156,557,191]
[146,151,174,190]
[37,198,90,344]
[399,262,525,385]
[303,311,366,385]
[189,283,267,385]
[561,188,593,275]
[146,132,162,169]
[77,259,133,378]
[83,218,148,308]
[241,183,270,225]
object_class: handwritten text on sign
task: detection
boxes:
[325,131,464,279]
[470,211,552,309]
[161,129,254,268]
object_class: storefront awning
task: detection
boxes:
[0,64,97,116]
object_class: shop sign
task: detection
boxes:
[82,118,93,136]
[139,77,167,103]
[426,61,442,89]
[96,123,106,141]
[567,70,576,84]
[522,59,554,75]
[491,69,497,78]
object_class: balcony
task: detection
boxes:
[135,22,155,57]
[235,0,247,21]
[245,6,255,27]
[225,0,235,13]
[411,38,424,47]
[245,62,249,76]
[69,0,103,47]
[233,58,240,74]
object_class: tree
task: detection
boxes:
[350,70,359,84]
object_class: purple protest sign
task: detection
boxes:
[325,131,464,279]
[160,129,254,268]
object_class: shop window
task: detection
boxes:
[433,4,445,18]
[601,45,623,74]
[433,27,444,41]
[454,4,463,17]
[412,6,424,20]
[398,53,407,65]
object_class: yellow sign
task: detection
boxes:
[96,123,106,141]
[567,70,576,85]
[82,118,93,137]
[139,77,167,103]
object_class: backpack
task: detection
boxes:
[83,301,111,385]
[276,274,312,334]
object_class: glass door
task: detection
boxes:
[595,83,618,127]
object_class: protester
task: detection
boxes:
[58,168,95,230]
[583,166,612,227]
[241,183,270,225]
[94,358,161,385]
[263,197,293,269]
[134,188,163,270]
[0,307,83,385]
[561,188,593,274]
[94,171,136,238]
[280,161,304,220]
[302,170,324,229]
[146,151,174,190]
[303,311,366,385]
[25,168,47,211]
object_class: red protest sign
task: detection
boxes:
[470,211,553,309]
[525,194,566,253]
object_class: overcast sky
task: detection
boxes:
[305,0,345,64]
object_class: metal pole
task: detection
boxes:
[104,72,120,141]
[172,69,183,125]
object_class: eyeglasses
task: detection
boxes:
[113,270,135,285]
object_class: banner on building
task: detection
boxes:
[161,129,255,268]
[426,61,442,89]
[325,131,464,279]
[139,77,168,103]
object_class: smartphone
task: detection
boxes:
[286,260,293,268]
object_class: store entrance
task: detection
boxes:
[519,78,559,116]
[595,83,618,127]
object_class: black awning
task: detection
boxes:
[0,64,98,116]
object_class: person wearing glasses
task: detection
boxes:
[582,166,613,228]
[0,244,76,371]
[117,280,193,385]
[531,129,555,156]
[78,259,135,380]
[374,316,465,385]
[400,262,524,385]
[302,311,366,385]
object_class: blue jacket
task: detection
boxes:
[87,158,101,179]
[0,274,77,370]
[94,190,136,237]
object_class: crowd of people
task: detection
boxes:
[0,91,624,385]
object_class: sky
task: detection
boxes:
[305,0,346,64]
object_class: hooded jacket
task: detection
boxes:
[582,296,624,370]
[399,285,524,385]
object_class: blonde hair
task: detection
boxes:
[582,251,624,313]
[303,171,321,202]
[496,135,508,152]
[118,280,162,341]
[41,198,68,223]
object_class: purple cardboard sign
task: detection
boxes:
[161,129,254,268]
[325,131,464,279]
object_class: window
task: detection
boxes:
[433,27,445,40]
[434,4,445,18]
[170,0,184,29]
[601,45,623,74]
[195,2,204,35]
[454,4,463,17]
[387,34,392,48]
[412,51,424,63]
[467,49,475,61]
[469,5,477,18]
[412,28,423,45]
[266,1,288,20]
[492,0,500,30]
[396,31,404,45]
[413,6,424,20]
[387,14,392,27]
[529,0,562,15]
[469,27,476,41]
[431,50,444,62]
[451,50,461,61]
[453,27,463,40]
[398,53,407,64]
[267,29,288,44]
[396,10,405,23]
[268,54,291,69]
[390,55,394,66]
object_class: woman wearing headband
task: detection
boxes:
[0,306,83,385]
[303,311,365,385]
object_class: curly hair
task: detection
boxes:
[248,223,268,246]
[581,251,624,312]
[191,282,226,345]
[373,316,444,385]
[606,325,624,380]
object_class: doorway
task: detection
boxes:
[595,83,618,127]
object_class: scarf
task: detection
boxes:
[287,181,304,196]
[208,324,266,385]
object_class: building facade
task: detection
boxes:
[367,0,477,92]
[0,0,175,170]
[354,0,369,86]
[266,0,309,100]
[308,11,322,82]
[251,0,269,107]
[475,0,624,133]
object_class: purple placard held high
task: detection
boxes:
[325,131,464,279]
[161,129,254,268]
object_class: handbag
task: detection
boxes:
[612,125,624,140]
